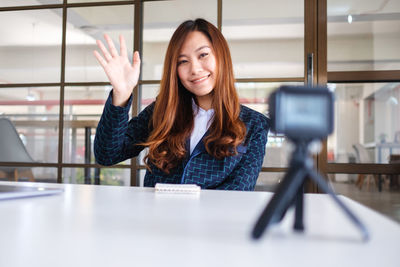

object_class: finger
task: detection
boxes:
[96,39,112,62]
[104,34,119,58]
[132,51,141,68]
[119,35,128,58]
[93,50,107,69]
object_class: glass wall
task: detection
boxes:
[63,167,130,185]
[66,5,134,82]
[327,0,400,224]
[68,0,130,3]
[0,0,307,189]
[0,87,60,163]
[0,9,62,83]
[0,1,62,7]
[328,0,400,71]
[63,85,134,165]
[0,2,136,185]
[222,0,304,78]
[255,172,285,192]
[235,82,303,168]
[328,82,400,164]
[0,166,57,183]
[139,84,158,111]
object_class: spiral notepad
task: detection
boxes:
[155,183,201,193]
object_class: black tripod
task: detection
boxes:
[252,139,369,241]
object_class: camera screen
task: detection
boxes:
[283,93,329,133]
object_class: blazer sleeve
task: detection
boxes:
[94,91,153,166]
[215,115,270,191]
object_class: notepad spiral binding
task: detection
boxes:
[155,183,201,193]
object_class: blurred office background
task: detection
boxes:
[0,0,399,221]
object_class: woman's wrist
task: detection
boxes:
[112,90,132,107]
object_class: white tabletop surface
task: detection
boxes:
[0,181,399,267]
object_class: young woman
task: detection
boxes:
[93,18,270,190]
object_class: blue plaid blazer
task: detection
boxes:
[94,92,270,191]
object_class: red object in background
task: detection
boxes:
[327,149,334,161]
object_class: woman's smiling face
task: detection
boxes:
[177,31,217,110]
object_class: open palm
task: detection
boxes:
[94,34,141,106]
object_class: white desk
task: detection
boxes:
[0,181,399,267]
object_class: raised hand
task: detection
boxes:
[94,34,141,107]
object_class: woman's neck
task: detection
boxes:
[196,94,213,111]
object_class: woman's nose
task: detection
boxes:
[190,59,202,75]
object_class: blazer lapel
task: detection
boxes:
[191,130,208,157]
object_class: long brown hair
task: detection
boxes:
[142,18,246,173]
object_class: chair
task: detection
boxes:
[0,118,35,182]
[352,143,379,191]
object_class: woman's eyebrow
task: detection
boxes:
[195,45,210,52]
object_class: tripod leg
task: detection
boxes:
[294,186,305,231]
[252,167,307,239]
[278,183,305,227]
[307,170,370,241]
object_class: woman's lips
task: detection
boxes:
[191,74,210,84]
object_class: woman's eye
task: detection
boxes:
[200,53,208,58]
[177,60,188,66]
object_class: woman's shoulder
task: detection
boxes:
[239,105,270,127]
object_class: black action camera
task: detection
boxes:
[268,85,334,140]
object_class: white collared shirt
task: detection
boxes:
[190,100,214,155]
